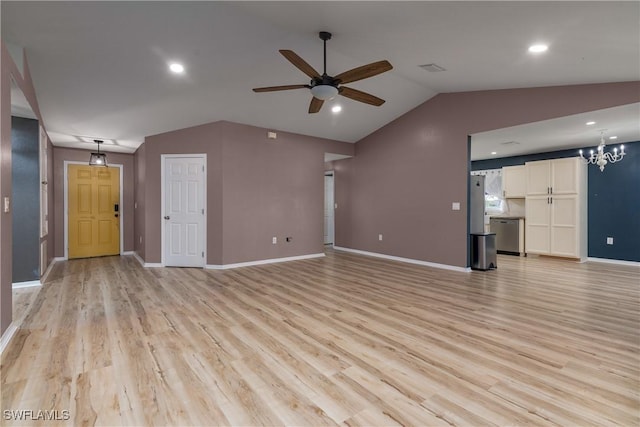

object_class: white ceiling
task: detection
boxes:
[471,102,640,160]
[2,1,639,154]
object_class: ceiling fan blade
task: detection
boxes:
[339,86,385,106]
[334,60,393,84]
[309,97,324,114]
[253,84,309,93]
[280,50,321,79]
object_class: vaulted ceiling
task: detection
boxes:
[3,1,639,154]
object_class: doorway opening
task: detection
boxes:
[324,171,335,246]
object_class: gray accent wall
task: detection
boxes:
[11,116,39,282]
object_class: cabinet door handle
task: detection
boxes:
[547,197,550,204]
[550,197,553,204]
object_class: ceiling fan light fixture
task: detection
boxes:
[311,84,338,101]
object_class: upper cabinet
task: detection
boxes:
[526,157,581,196]
[502,165,526,198]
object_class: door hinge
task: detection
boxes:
[202,208,204,214]
[202,166,204,172]
[202,251,204,257]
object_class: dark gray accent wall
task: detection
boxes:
[11,116,39,282]
[472,140,640,262]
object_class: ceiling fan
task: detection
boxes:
[253,31,393,114]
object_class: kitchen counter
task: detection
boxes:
[490,215,525,220]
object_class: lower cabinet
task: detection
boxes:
[525,192,586,259]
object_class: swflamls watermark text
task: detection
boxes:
[3,409,71,421]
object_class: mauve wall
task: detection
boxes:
[0,43,54,336]
[139,120,353,265]
[52,147,135,257]
[337,82,640,268]
[139,121,224,264]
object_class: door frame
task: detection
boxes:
[63,161,124,260]
[324,171,335,246]
[160,154,207,268]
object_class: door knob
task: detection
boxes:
[164,216,170,220]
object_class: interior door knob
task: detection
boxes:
[164,216,170,220]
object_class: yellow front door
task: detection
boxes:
[68,165,120,259]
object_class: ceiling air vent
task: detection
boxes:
[419,63,446,72]
[500,141,521,146]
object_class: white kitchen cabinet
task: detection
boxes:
[502,165,526,198]
[526,157,581,195]
[525,157,586,259]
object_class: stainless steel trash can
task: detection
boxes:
[471,233,497,271]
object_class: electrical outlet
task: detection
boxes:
[272,237,277,244]
[378,234,383,241]
[452,202,461,211]
[606,237,614,245]
[3,197,9,213]
[139,236,142,244]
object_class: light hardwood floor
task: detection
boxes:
[1,251,639,426]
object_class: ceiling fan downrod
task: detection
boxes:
[319,31,332,76]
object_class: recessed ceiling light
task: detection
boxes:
[331,105,342,113]
[528,44,548,53]
[491,151,497,155]
[169,63,184,73]
[586,121,596,125]
[609,136,618,140]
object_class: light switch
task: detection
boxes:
[3,197,9,213]
[452,202,461,211]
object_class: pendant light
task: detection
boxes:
[89,139,107,166]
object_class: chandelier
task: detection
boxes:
[579,131,625,172]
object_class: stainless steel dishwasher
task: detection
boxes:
[490,218,520,254]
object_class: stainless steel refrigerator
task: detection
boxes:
[469,175,485,234]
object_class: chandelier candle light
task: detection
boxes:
[579,131,625,172]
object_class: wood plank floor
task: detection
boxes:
[1,251,639,426]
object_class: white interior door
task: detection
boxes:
[324,174,334,245]
[163,156,205,267]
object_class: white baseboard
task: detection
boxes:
[587,257,640,267]
[12,280,42,289]
[0,323,19,355]
[206,253,325,270]
[130,252,163,268]
[333,246,471,273]
[53,257,65,262]
[122,251,134,256]
[131,251,145,266]
[40,256,61,284]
